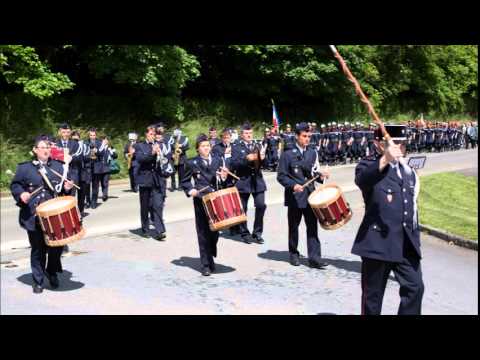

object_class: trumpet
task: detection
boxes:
[89,144,97,160]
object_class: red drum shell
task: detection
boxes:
[308,184,353,230]
[35,196,85,246]
[202,187,247,232]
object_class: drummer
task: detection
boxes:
[277,123,330,269]
[10,135,75,293]
[180,134,231,276]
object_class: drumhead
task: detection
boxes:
[37,197,75,213]
[308,187,339,206]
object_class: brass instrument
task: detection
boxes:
[249,142,266,172]
[172,137,182,166]
[127,144,134,170]
[89,144,98,160]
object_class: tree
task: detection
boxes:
[0,45,74,99]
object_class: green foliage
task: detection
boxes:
[419,172,478,241]
[0,45,74,99]
[84,45,200,91]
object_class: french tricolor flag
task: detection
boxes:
[272,99,280,129]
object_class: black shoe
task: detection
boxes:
[154,233,167,241]
[140,230,150,238]
[289,254,300,266]
[85,203,90,209]
[242,234,253,244]
[102,196,108,202]
[169,187,175,192]
[308,260,329,269]
[253,235,265,244]
[33,284,43,293]
[209,262,216,272]
[48,274,59,289]
[201,266,211,276]
[91,203,97,209]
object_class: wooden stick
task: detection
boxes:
[30,186,44,197]
[48,168,81,189]
[222,167,240,180]
[198,185,211,193]
[301,175,320,189]
[27,186,44,203]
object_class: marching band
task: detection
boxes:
[8,118,477,315]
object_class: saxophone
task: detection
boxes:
[127,143,134,170]
[172,137,182,166]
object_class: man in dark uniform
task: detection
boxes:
[425,123,435,152]
[84,128,108,208]
[168,127,190,192]
[365,123,376,158]
[181,134,231,276]
[97,136,117,202]
[134,125,172,240]
[208,127,221,148]
[342,122,354,163]
[231,123,267,244]
[353,124,424,315]
[277,123,330,268]
[281,124,296,151]
[326,122,341,165]
[352,122,366,162]
[10,135,75,293]
[433,122,444,152]
[263,127,280,171]
[124,132,139,192]
[212,128,234,166]
[318,124,327,165]
[55,123,82,195]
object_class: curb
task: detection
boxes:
[419,224,478,251]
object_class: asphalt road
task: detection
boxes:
[0,149,477,314]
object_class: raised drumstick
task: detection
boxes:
[48,168,81,190]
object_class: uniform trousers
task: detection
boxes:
[27,224,64,286]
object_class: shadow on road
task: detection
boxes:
[219,231,249,244]
[171,256,236,274]
[258,250,309,265]
[258,250,291,264]
[323,257,396,281]
[17,270,85,291]
[129,228,151,238]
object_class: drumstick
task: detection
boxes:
[301,175,320,189]
[30,185,44,197]
[198,185,211,193]
[26,186,44,203]
[220,167,240,181]
[48,168,81,190]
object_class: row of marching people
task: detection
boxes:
[26,123,119,218]
[256,120,478,170]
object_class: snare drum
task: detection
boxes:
[202,187,247,232]
[36,196,85,246]
[308,184,352,230]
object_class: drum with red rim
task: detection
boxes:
[308,183,353,230]
[35,196,85,246]
[202,187,247,232]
